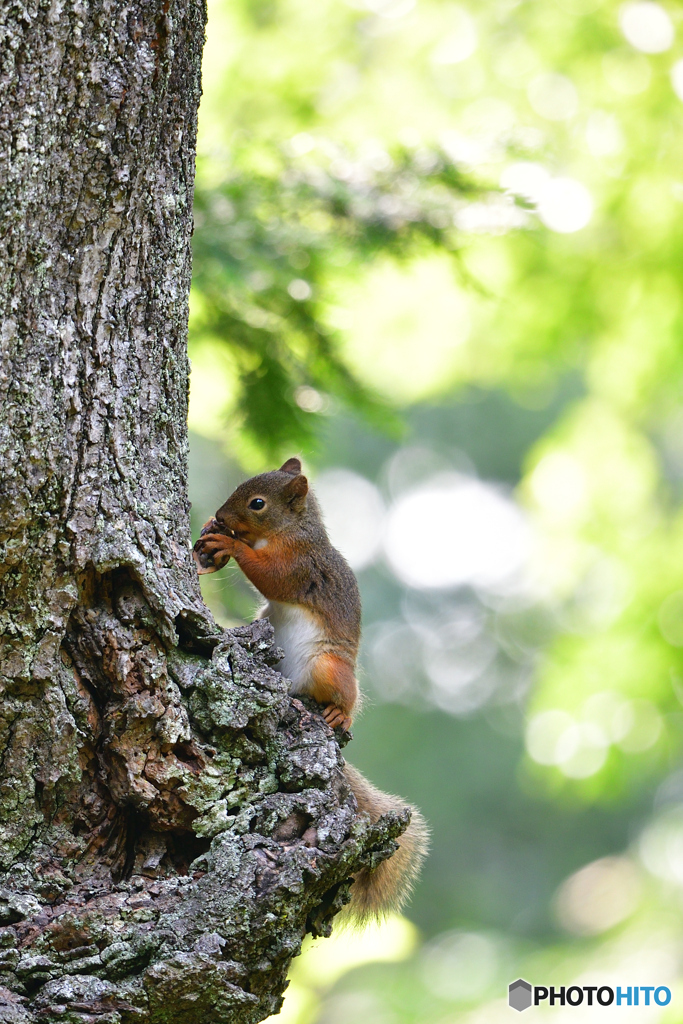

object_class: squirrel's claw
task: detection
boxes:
[323,704,352,732]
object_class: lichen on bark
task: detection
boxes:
[0,3,407,1021]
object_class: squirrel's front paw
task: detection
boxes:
[193,525,233,575]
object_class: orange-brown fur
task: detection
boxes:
[193,458,429,919]
[308,653,357,729]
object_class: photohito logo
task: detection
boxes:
[509,980,533,1012]
[508,980,672,1012]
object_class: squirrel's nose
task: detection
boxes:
[215,511,238,538]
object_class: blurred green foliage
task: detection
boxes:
[188,0,683,1019]
[191,145,481,459]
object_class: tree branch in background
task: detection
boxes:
[191,143,504,460]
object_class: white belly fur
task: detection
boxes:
[258,601,323,692]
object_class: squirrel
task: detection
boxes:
[193,457,429,921]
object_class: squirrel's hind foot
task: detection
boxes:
[323,704,352,732]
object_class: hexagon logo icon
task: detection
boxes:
[509,978,532,1012]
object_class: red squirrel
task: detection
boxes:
[193,457,429,920]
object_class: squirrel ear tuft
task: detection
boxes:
[279,457,302,476]
[284,473,308,506]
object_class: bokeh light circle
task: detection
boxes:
[384,474,531,591]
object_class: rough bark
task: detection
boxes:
[0,4,406,1022]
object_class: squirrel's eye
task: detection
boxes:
[249,497,266,511]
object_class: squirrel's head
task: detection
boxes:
[215,457,312,544]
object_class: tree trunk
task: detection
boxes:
[0,4,405,1021]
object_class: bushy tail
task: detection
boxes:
[343,763,430,923]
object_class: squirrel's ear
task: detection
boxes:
[283,473,308,508]
[279,457,302,476]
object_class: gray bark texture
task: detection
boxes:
[0,3,407,1022]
